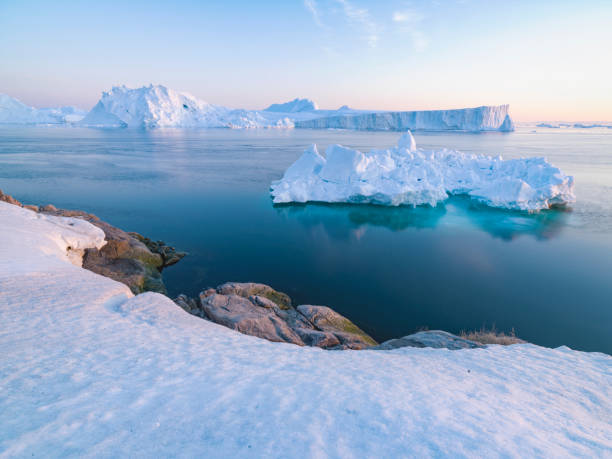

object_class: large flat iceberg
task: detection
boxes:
[295,105,515,132]
[271,132,575,211]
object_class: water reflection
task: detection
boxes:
[274,196,569,241]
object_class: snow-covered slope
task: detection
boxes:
[295,105,515,131]
[271,132,574,211]
[264,98,319,112]
[0,201,610,456]
[0,94,86,124]
[0,201,611,456]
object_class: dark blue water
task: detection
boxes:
[1,126,611,353]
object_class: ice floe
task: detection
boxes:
[271,131,575,211]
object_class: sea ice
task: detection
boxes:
[271,131,575,211]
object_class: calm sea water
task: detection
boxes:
[1,126,611,353]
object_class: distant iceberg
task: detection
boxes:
[271,131,575,212]
[2,85,517,132]
[264,98,318,112]
[295,105,515,132]
[0,94,85,124]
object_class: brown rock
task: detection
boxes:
[296,305,377,347]
[200,293,304,345]
[217,282,292,310]
[23,204,39,212]
[0,189,23,207]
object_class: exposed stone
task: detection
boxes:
[23,204,39,212]
[129,233,187,268]
[217,282,292,310]
[0,189,23,207]
[40,204,58,212]
[370,330,485,351]
[39,208,183,294]
[296,305,377,347]
[178,283,377,350]
[200,293,304,345]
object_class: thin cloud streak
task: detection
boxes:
[303,0,324,28]
[336,0,380,47]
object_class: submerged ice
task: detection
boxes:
[271,132,575,211]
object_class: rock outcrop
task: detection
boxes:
[175,282,377,350]
[370,331,484,350]
[0,189,185,294]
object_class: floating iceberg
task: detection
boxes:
[76,85,516,131]
[264,98,318,112]
[0,94,85,124]
[295,105,515,132]
[271,132,575,211]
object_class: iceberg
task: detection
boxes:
[77,85,516,131]
[0,94,86,124]
[264,98,318,112]
[295,105,515,132]
[79,85,298,129]
[271,131,575,212]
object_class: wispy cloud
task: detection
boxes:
[336,0,380,47]
[303,0,324,28]
[392,7,428,52]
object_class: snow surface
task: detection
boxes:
[295,105,515,132]
[271,132,575,211]
[264,98,318,112]
[0,94,86,124]
[1,200,611,457]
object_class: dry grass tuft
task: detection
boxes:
[460,327,525,346]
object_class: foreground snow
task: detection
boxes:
[0,94,85,124]
[271,132,575,211]
[1,201,610,457]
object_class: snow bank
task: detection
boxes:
[0,94,86,124]
[271,132,575,211]
[295,105,515,131]
[264,98,318,112]
[0,200,610,456]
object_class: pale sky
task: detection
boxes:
[1,0,611,121]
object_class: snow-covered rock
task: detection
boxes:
[295,105,515,132]
[271,132,575,211]
[0,200,611,456]
[0,94,86,124]
[264,98,319,112]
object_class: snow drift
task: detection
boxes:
[0,200,611,456]
[295,105,515,132]
[0,94,85,124]
[271,131,575,211]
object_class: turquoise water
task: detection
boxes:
[1,126,611,353]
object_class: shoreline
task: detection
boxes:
[1,188,524,351]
